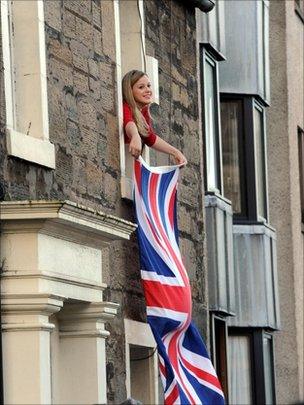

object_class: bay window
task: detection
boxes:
[228,328,276,405]
[220,95,269,223]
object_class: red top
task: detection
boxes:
[123,102,157,147]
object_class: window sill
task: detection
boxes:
[121,175,133,201]
[6,129,56,169]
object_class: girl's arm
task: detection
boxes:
[125,122,142,158]
[125,119,187,165]
[151,137,187,165]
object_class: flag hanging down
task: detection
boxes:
[133,157,225,405]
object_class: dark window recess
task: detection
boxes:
[298,127,304,224]
[220,95,268,223]
[201,47,222,195]
[220,99,246,216]
[210,315,229,401]
[228,328,276,405]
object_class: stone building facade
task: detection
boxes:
[267,0,304,402]
[0,1,206,403]
[0,0,303,404]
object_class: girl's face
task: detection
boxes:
[132,75,153,108]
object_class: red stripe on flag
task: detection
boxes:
[167,330,197,405]
[165,383,179,405]
[145,213,165,251]
[148,173,189,287]
[168,186,176,230]
[159,360,166,378]
[142,280,191,314]
[182,357,223,391]
[134,159,141,194]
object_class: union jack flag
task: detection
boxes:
[133,157,225,405]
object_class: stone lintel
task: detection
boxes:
[0,200,137,242]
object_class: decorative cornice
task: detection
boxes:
[1,293,65,332]
[58,301,119,323]
[2,322,56,332]
[1,293,65,315]
[0,200,137,241]
[2,271,107,291]
[59,330,110,339]
[58,301,119,339]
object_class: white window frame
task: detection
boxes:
[114,0,159,200]
[1,0,55,169]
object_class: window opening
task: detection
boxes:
[201,48,222,194]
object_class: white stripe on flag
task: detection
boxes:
[141,270,181,286]
[179,343,218,377]
[147,306,188,323]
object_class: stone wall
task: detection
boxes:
[144,0,207,316]
[267,0,304,402]
[0,1,207,403]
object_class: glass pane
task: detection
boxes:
[205,59,220,192]
[263,335,274,404]
[254,107,267,219]
[221,100,242,213]
[228,335,253,405]
[214,318,228,398]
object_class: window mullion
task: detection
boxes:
[244,98,258,221]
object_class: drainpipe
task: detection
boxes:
[180,0,215,13]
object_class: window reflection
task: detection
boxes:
[263,335,275,404]
[228,334,253,404]
[221,100,242,213]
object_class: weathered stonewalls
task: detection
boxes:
[105,2,207,402]
[0,1,120,210]
[0,1,207,403]
[267,0,304,402]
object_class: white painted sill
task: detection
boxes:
[120,175,133,201]
[6,128,56,169]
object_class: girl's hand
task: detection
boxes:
[171,149,187,166]
[129,133,142,158]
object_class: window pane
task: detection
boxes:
[263,335,275,404]
[205,58,220,192]
[254,107,267,219]
[228,335,253,405]
[213,318,228,399]
[221,100,242,213]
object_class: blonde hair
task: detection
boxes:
[122,70,150,137]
